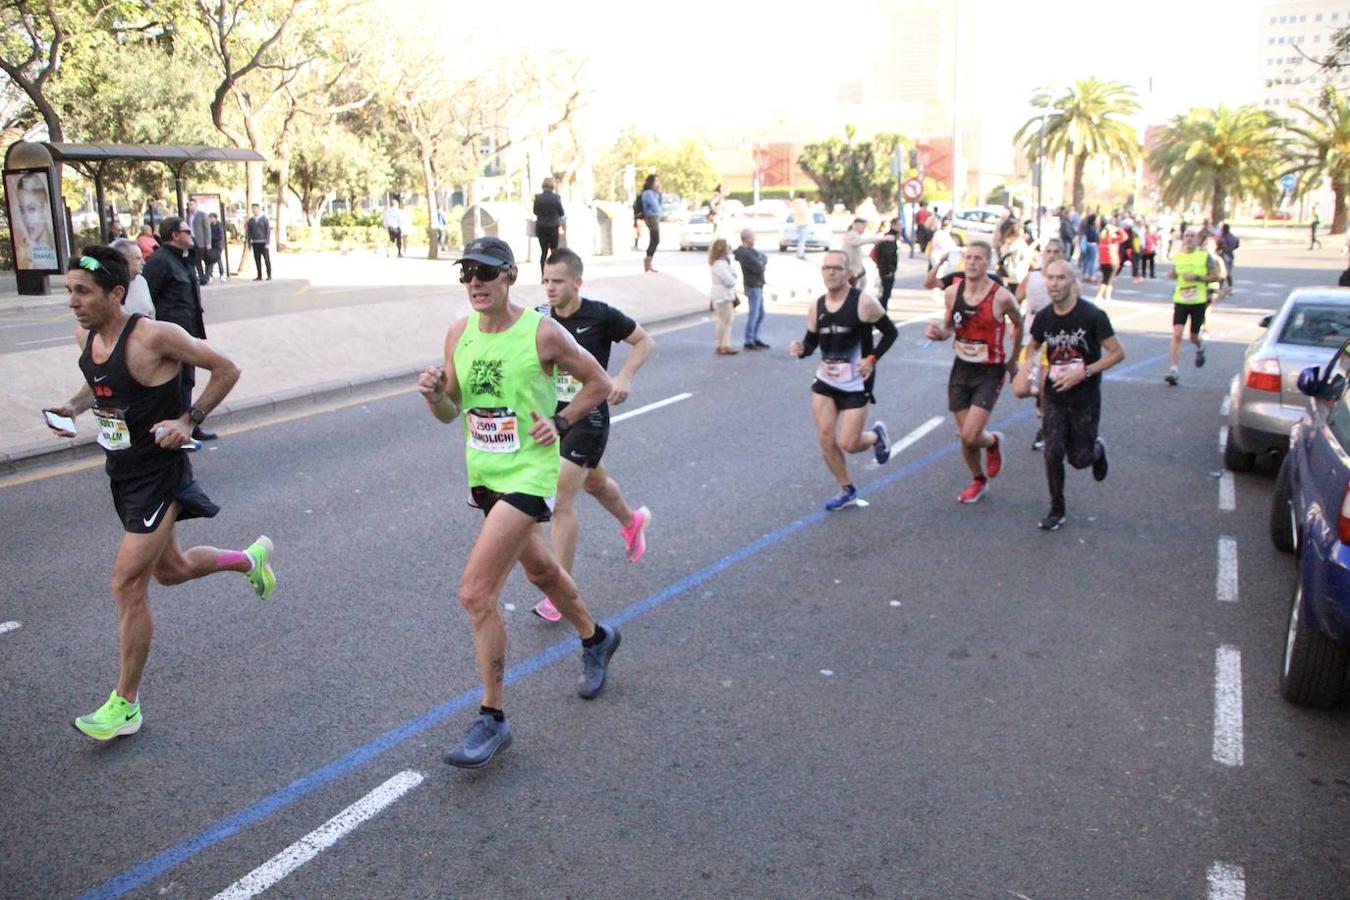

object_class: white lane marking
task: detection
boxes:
[1219,395,1231,417]
[610,392,693,424]
[647,316,711,336]
[211,770,424,900]
[0,621,20,635]
[1111,308,1159,326]
[15,336,72,347]
[1218,426,1229,452]
[1207,861,1246,899]
[1213,646,1245,767]
[889,416,945,457]
[1217,536,1239,603]
[1219,473,1235,512]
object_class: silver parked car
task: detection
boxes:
[1226,287,1350,470]
[778,211,832,252]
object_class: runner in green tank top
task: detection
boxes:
[1165,228,1221,385]
[417,236,622,769]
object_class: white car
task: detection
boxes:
[778,211,832,252]
[678,211,716,251]
[949,206,1007,245]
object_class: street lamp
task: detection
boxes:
[1033,104,1064,240]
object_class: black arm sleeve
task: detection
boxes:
[870,314,898,360]
[799,330,819,357]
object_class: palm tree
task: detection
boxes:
[1284,87,1350,233]
[1014,78,1141,211]
[1149,105,1283,224]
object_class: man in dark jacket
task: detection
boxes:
[187,199,211,285]
[143,216,215,440]
[532,178,565,279]
[874,217,901,309]
[733,228,769,350]
[246,204,272,280]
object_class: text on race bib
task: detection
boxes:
[816,358,856,383]
[954,339,990,363]
[1049,360,1086,383]
[466,407,520,454]
[93,408,131,451]
[554,371,582,403]
[1180,285,1199,301]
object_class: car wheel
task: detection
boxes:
[1270,453,1296,553]
[779,245,788,252]
[1280,576,1350,708]
[1223,428,1255,473]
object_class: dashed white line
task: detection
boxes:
[1217,536,1239,603]
[1213,646,1245,767]
[211,770,424,900]
[610,392,693,424]
[1219,473,1235,511]
[1218,426,1229,452]
[1207,861,1246,899]
[0,621,20,635]
[1219,395,1231,417]
[889,416,945,457]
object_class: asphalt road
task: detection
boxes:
[1,264,1348,898]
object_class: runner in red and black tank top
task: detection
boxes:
[952,278,1008,366]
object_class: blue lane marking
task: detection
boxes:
[79,411,1030,900]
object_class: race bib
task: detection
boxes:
[466,407,519,453]
[1049,360,1086,383]
[954,339,990,363]
[554,371,582,403]
[1180,285,1199,301]
[93,408,131,451]
[816,358,855,383]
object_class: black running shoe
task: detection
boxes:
[1031,429,1045,451]
[1164,369,1179,386]
[1195,345,1206,368]
[578,624,621,699]
[1039,512,1066,531]
[1092,438,1108,481]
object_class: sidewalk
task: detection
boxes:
[0,250,713,474]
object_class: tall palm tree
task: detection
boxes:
[1284,86,1350,233]
[1014,78,1141,211]
[1149,105,1283,224]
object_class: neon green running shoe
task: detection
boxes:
[74,689,141,741]
[245,535,276,599]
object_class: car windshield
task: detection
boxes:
[1278,303,1350,348]
[687,213,709,224]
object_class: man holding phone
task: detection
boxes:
[44,244,277,742]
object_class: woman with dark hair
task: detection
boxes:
[640,174,662,272]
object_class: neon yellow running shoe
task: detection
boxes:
[74,689,141,741]
[245,535,276,599]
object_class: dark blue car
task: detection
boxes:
[1270,339,1350,708]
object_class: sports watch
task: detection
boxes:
[188,407,207,426]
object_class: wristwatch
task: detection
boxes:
[188,407,207,426]
[551,414,571,437]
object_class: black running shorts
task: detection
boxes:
[559,417,609,469]
[110,455,219,534]
[811,380,870,410]
[468,485,554,523]
[1173,302,1207,334]
[947,359,1005,412]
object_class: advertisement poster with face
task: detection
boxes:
[6,170,62,272]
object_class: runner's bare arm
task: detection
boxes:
[537,317,610,435]
[1090,335,1126,375]
[422,317,467,424]
[1000,289,1024,352]
[140,321,241,447]
[925,286,958,341]
[610,324,653,405]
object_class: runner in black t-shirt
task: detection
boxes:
[1019,259,1126,531]
[44,245,276,742]
[531,248,655,622]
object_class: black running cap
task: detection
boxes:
[456,236,515,267]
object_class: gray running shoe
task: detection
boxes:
[443,714,513,769]
[578,624,621,700]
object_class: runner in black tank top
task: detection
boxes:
[45,245,277,742]
[790,250,899,511]
[530,249,655,622]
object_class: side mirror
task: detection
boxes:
[1298,366,1322,397]
[1259,314,1273,328]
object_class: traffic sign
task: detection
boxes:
[902,178,924,201]
[1281,173,1296,192]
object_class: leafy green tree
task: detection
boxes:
[797,127,908,212]
[1014,78,1140,211]
[1149,105,1283,223]
[592,128,715,202]
[1284,86,1350,234]
[281,118,387,223]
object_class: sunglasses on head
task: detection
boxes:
[458,262,510,283]
[78,256,103,272]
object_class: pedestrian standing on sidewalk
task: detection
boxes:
[842,218,891,289]
[384,200,403,257]
[187,200,211,285]
[734,228,770,349]
[708,238,740,355]
[873,217,901,309]
[207,213,225,281]
[111,239,155,320]
[1139,225,1158,278]
[641,174,662,272]
[136,224,159,262]
[245,204,272,281]
[143,217,216,442]
[1015,259,1124,532]
[791,195,812,259]
[532,177,565,279]
[1311,210,1323,250]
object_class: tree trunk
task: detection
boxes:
[1071,152,1087,211]
[420,146,439,260]
[1332,182,1348,235]
[273,110,298,251]
[1210,176,1225,225]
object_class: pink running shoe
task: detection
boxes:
[620,506,651,563]
[531,597,562,622]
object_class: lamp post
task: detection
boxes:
[1033,104,1063,241]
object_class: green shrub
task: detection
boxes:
[726,187,817,204]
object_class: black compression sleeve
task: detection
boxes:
[799,330,819,357]
[871,314,898,360]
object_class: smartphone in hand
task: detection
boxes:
[43,410,77,435]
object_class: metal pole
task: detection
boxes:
[1036,113,1047,240]
[94,167,108,244]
